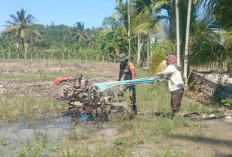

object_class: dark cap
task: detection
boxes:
[117,53,128,62]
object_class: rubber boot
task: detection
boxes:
[132,105,137,115]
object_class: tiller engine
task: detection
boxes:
[55,75,113,116]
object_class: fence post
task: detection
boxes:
[8,52,11,59]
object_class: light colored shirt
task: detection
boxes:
[159,64,184,92]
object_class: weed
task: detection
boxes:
[0,136,8,146]
[51,144,58,152]
[94,142,128,157]
[221,98,232,109]
[69,124,81,140]
[163,150,182,157]
[17,131,48,157]
[114,137,127,145]
[0,93,66,121]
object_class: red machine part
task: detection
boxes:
[55,76,75,85]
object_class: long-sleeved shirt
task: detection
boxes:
[159,64,184,92]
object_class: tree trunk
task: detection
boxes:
[127,0,131,61]
[22,37,25,51]
[146,34,150,64]
[175,0,181,66]
[184,0,192,85]
[8,52,11,59]
[137,34,144,65]
[62,53,64,60]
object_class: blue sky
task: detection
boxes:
[0,0,117,31]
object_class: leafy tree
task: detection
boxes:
[73,22,88,45]
[206,0,232,30]
[3,8,39,51]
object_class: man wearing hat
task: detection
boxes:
[117,53,137,114]
[157,55,184,115]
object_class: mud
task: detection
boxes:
[0,113,119,156]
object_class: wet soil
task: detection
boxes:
[0,113,120,156]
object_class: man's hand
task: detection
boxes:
[156,72,161,76]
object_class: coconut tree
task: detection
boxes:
[73,22,88,46]
[132,0,171,65]
[206,0,232,30]
[188,11,224,69]
[103,16,118,29]
[3,8,37,53]
[131,0,154,65]
[127,0,131,61]
[175,0,181,66]
[183,0,192,83]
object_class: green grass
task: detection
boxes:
[17,131,48,157]
[0,93,66,121]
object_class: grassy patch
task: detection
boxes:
[0,93,66,121]
[17,131,48,157]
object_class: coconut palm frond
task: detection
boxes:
[9,14,19,23]
[149,52,167,76]
[32,30,41,37]
[4,20,17,26]
[189,11,224,68]
[153,0,168,10]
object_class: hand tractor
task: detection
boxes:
[55,75,114,117]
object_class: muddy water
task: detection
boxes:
[0,113,119,157]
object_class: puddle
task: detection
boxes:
[0,113,119,157]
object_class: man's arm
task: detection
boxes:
[131,68,136,80]
[157,65,175,77]
[129,63,136,80]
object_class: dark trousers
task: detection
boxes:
[171,89,184,113]
[118,85,136,105]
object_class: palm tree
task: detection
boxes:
[127,0,131,61]
[183,0,192,84]
[175,0,181,66]
[132,0,170,65]
[73,22,88,45]
[206,0,232,30]
[188,11,224,69]
[3,8,37,52]
[131,0,153,65]
[103,16,118,29]
[115,0,123,25]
